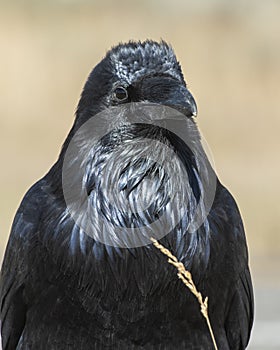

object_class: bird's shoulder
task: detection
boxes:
[206,182,254,348]
[0,177,48,349]
[210,181,247,244]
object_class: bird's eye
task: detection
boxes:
[113,86,128,102]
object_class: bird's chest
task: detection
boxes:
[24,272,213,349]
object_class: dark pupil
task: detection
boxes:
[115,87,127,101]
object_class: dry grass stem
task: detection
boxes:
[150,237,218,350]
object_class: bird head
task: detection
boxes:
[61,40,212,251]
[76,40,197,124]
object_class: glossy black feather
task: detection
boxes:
[0,40,253,349]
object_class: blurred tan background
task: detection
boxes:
[0,1,279,348]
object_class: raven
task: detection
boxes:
[0,40,253,349]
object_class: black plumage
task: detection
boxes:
[0,40,253,349]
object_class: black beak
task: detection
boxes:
[136,76,198,118]
[165,85,197,118]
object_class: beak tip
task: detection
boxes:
[190,101,198,118]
